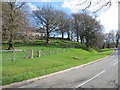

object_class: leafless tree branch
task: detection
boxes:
[93,0,112,13]
[76,0,88,6]
[81,0,92,11]
[76,0,114,13]
[14,2,26,11]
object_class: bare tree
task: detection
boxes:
[57,12,71,40]
[72,14,80,42]
[65,18,71,40]
[116,30,120,48]
[56,10,67,39]
[33,5,59,43]
[75,13,88,43]
[2,1,29,49]
[104,30,116,48]
[72,12,103,47]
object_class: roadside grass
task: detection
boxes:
[2,46,67,61]
[2,40,86,61]
[2,40,86,49]
[2,48,113,85]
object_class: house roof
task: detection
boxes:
[29,27,45,33]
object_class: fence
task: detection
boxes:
[1,47,72,61]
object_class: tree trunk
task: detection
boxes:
[70,32,73,41]
[107,43,110,48]
[8,43,14,50]
[67,31,70,40]
[81,39,83,43]
[46,25,50,43]
[86,37,89,48]
[46,31,49,43]
[80,36,83,43]
[116,39,118,48]
[76,29,79,42]
[7,35,14,50]
[76,34,79,42]
[61,32,64,39]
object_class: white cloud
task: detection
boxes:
[97,2,118,33]
[62,0,118,33]
[27,3,38,11]
[62,0,98,13]
[15,0,63,2]
[62,0,82,13]
[62,0,118,13]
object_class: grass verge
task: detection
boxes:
[2,48,113,85]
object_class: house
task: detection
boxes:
[28,28,46,39]
[16,27,46,40]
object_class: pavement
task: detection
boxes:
[13,50,119,89]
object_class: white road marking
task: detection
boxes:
[104,59,118,68]
[74,58,118,89]
[107,59,117,66]
[75,70,106,89]
[113,60,120,65]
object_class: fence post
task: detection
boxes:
[73,45,74,48]
[49,49,51,55]
[66,47,68,51]
[37,50,41,57]
[25,50,33,58]
[52,49,54,54]
[57,49,58,53]
[12,50,15,61]
[31,50,34,58]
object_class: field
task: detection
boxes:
[2,40,113,85]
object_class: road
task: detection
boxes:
[18,50,119,89]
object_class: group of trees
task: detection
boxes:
[33,6,72,43]
[2,1,120,49]
[72,13,103,48]
[104,30,120,48]
[33,5,111,48]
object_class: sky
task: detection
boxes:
[27,0,119,33]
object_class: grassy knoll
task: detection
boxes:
[2,46,113,85]
[2,40,86,61]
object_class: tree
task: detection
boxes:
[116,30,120,48]
[96,32,105,49]
[65,18,71,40]
[56,10,67,39]
[72,14,80,42]
[2,2,29,49]
[74,13,88,43]
[85,16,103,47]
[72,12,103,47]
[104,30,116,48]
[65,18,74,41]
[57,14,71,40]
[33,5,59,43]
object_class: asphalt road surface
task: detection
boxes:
[18,50,119,89]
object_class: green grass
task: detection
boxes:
[2,47,113,85]
[2,40,113,85]
[2,40,86,49]
[2,40,86,61]
[2,46,68,61]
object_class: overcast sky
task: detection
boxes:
[27,0,119,33]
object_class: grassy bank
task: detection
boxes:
[2,40,86,61]
[2,48,113,85]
